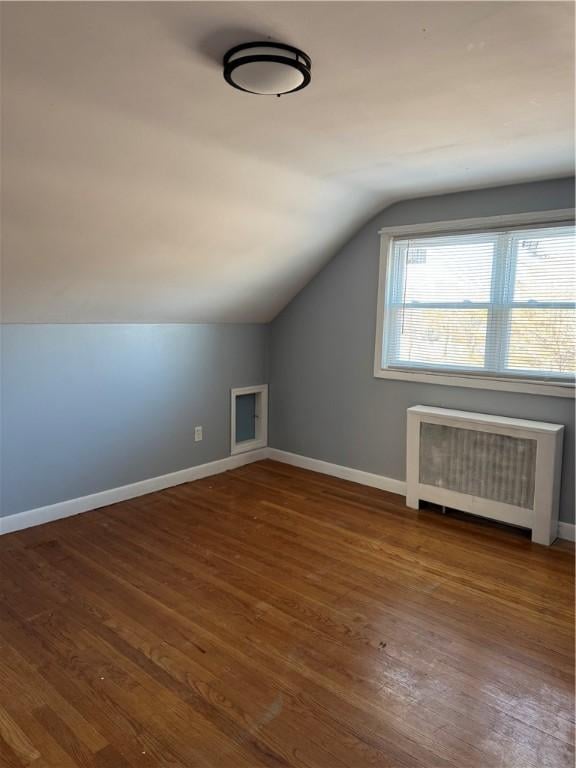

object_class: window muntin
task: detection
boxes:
[382,224,575,382]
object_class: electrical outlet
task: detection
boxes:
[194,426,203,442]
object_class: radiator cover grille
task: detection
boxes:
[419,422,537,509]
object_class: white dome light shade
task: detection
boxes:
[223,42,311,96]
[229,59,305,95]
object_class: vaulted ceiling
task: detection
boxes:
[2,1,574,322]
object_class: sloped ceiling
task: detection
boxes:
[2,1,574,322]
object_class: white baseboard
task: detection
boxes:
[0,449,268,536]
[268,449,575,544]
[267,448,406,496]
[3,445,573,544]
[557,522,576,542]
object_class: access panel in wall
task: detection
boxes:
[230,385,268,455]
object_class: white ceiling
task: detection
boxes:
[2,1,574,323]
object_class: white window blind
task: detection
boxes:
[382,224,575,382]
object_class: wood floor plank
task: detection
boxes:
[37,537,424,768]
[0,460,573,767]
[0,706,41,766]
[89,508,574,739]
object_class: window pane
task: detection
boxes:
[235,393,257,442]
[399,234,495,304]
[390,308,488,369]
[513,230,576,303]
[507,308,575,376]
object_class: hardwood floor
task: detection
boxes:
[0,459,573,768]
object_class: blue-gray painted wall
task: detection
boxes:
[269,178,576,524]
[1,324,268,517]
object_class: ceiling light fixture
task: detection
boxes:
[223,42,311,96]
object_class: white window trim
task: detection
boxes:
[373,209,575,399]
[230,384,269,455]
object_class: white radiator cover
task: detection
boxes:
[406,406,564,545]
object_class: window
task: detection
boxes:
[376,217,575,396]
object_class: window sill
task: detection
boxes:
[373,366,575,398]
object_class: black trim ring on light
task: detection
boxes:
[223,42,312,95]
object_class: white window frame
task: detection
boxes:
[373,209,575,398]
[230,384,268,455]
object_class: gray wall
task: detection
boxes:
[1,323,268,517]
[269,178,575,524]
